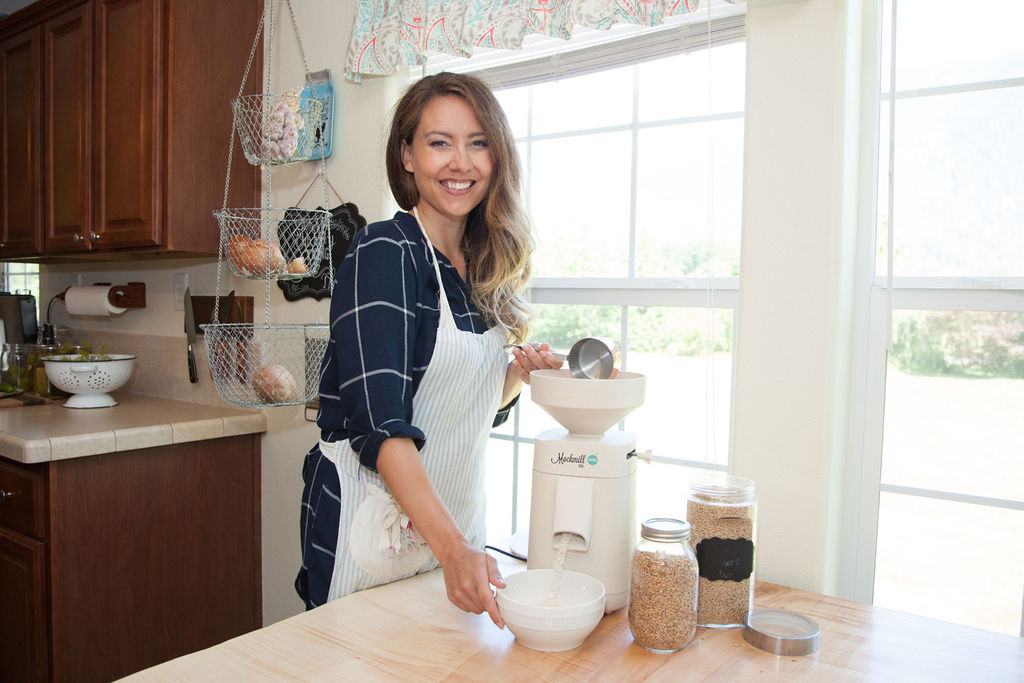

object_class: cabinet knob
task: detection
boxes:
[73,233,85,243]
[89,232,100,242]
[0,488,18,502]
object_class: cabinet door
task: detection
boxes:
[0,526,48,683]
[49,437,261,681]
[91,0,162,249]
[0,28,43,257]
[43,4,93,253]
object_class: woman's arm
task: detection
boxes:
[376,437,506,628]
[325,219,427,468]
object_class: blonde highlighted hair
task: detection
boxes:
[385,72,533,344]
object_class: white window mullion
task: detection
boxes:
[529,277,740,308]
[877,483,1024,511]
[628,65,640,280]
[878,278,1024,313]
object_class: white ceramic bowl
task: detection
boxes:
[43,354,135,408]
[497,569,606,652]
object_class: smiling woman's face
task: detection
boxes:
[401,95,493,230]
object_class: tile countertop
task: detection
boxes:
[0,393,267,465]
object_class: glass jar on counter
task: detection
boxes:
[1,342,30,391]
[687,474,757,628]
[27,344,62,397]
[627,518,699,653]
[1,343,66,397]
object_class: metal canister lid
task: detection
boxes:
[640,517,690,542]
[742,608,821,656]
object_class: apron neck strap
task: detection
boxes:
[410,208,456,329]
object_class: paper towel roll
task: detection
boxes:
[64,286,127,317]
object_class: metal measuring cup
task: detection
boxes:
[505,336,621,379]
[566,337,620,379]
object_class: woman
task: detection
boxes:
[296,73,561,627]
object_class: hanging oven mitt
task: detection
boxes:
[349,482,433,581]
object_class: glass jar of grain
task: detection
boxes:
[628,518,699,652]
[687,474,757,628]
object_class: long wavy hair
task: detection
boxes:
[385,72,533,344]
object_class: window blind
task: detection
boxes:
[424,7,746,91]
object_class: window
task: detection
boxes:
[1,262,41,326]
[864,0,1024,636]
[424,5,747,540]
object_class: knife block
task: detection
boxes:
[189,296,254,333]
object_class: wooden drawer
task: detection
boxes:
[0,458,46,539]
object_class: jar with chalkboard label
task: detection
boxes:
[686,474,757,628]
[628,518,699,652]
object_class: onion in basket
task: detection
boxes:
[251,363,298,403]
[227,236,253,274]
[227,235,287,275]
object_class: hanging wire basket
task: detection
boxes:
[214,206,330,280]
[204,0,334,409]
[232,93,324,166]
[201,322,329,408]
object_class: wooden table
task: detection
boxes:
[124,556,1023,682]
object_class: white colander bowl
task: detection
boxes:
[43,354,135,408]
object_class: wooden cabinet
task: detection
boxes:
[0,26,44,256]
[0,529,48,682]
[1,0,260,260]
[42,3,92,253]
[92,0,160,249]
[0,435,262,683]
[0,454,49,682]
[43,0,161,253]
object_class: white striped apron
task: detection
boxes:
[323,212,507,600]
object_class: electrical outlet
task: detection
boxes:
[173,273,188,311]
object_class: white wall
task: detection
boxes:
[731,0,870,596]
[41,0,872,624]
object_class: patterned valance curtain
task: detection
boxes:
[345,0,701,82]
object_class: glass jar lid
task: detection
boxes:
[640,517,690,542]
[689,474,756,504]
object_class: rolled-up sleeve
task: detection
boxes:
[493,393,519,427]
[329,224,425,470]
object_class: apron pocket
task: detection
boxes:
[349,482,434,581]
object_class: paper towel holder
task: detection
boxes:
[92,282,147,309]
[42,283,147,344]
[56,282,147,310]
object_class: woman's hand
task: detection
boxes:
[377,439,506,628]
[507,342,564,385]
[436,541,507,628]
[501,342,564,407]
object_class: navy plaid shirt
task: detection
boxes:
[317,211,517,471]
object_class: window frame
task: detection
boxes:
[428,9,748,538]
[0,262,42,322]
[840,2,1024,636]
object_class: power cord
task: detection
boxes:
[484,545,526,562]
[41,292,66,345]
